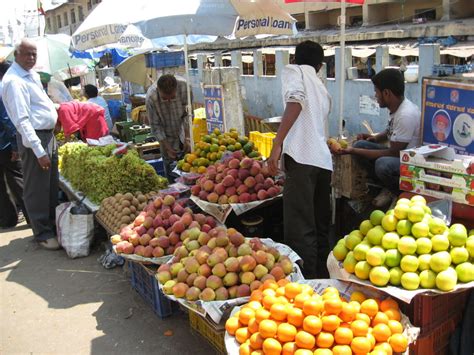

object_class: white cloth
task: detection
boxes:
[88,96,113,131]
[2,62,58,158]
[281,64,333,171]
[388,98,421,149]
[47,77,73,104]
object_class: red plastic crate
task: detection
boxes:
[128,261,177,318]
[399,289,469,335]
[409,312,463,355]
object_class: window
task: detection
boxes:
[63,12,68,26]
[57,15,62,28]
[78,6,84,21]
[350,16,363,27]
[414,8,436,22]
[87,0,92,10]
[71,9,76,24]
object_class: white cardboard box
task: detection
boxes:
[400,164,474,190]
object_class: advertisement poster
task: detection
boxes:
[421,78,474,156]
[203,85,225,133]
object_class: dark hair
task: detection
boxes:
[294,41,324,71]
[371,68,405,97]
[157,74,177,95]
[0,61,11,77]
[84,84,98,98]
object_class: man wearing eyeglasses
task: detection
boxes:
[146,74,191,182]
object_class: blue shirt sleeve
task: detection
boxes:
[0,100,18,151]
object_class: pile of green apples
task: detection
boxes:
[333,195,474,291]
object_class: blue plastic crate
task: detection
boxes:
[128,261,176,318]
[146,51,185,68]
[146,158,165,176]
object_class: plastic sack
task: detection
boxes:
[56,202,94,258]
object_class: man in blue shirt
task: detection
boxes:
[84,84,113,132]
[0,61,28,228]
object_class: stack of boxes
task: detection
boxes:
[249,131,275,158]
[399,145,474,206]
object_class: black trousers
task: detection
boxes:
[283,155,332,279]
[0,147,27,227]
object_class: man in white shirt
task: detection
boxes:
[84,84,113,132]
[340,68,421,207]
[2,39,60,250]
[268,41,333,279]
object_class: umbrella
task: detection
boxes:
[7,34,91,80]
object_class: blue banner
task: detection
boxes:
[421,78,474,156]
[203,85,225,134]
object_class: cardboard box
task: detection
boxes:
[400,145,474,176]
[400,164,474,190]
[399,177,474,206]
[332,155,368,199]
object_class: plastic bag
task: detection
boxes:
[56,202,94,258]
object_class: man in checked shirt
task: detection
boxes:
[146,74,191,182]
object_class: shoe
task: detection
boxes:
[38,238,61,250]
[372,188,394,208]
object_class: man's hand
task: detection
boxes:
[357,133,376,142]
[337,147,354,155]
[267,143,282,176]
[183,139,191,154]
[38,155,51,170]
[11,151,20,162]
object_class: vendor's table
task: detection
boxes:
[58,174,99,213]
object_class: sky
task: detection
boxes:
[0,0,54,26]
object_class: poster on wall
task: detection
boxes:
[203,85,225,134]
[421,78,473,156]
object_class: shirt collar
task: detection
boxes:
[12,61,33,78]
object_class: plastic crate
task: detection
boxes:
[115,121,135,142]
[128,261,176,318]
[399,289,470,335]
[192,117,207,143]
[146,158,165,176]
[189,311,226,354]
[107,99,123,120]
[409,312,463,355]
[146,51,185,69]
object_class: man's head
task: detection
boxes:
[84,84,98,99]
[157,74,177,101]
[294,40,324,72]
[14,39,37,71]
[0,61,11,80]
[371,68,405,108]
[435,114,449,130]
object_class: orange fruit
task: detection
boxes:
[316,331,334,348]
[334,327,353,345]
[259,319,278,339]
[277,322,297,343]
[350,291,366,303]
[300,284,314,295]
[239,308,256,326]
[302,315,322,335]
[284,282,302,299]
[389,333,408,353]
[239,341,252,355]
[262,288,277,298]
[250,350,264,355]
[371,311,390,326]
[321,315,341,332]
[235,327,250,344]
[262,295,279,310]
[263,279,279,290]
[384,308,401,322]
[303,298,323,316]
[351,336,372,354]
[350,319,369,337]
[226,317,241,335]
[277,278,290,287]
[314,349,333,355]
[360,299,379,318]
[250,290,263,302]
[255,308,271,324]
[262,337,282,355]
[380,298,399,312]
[355,312,371,325]
[287,307,305,328]
[282,341,298,355]
[294,350,314,355]
[373,342,393,355]
[276,286,286,297]
[295,330,316,349]
[323,287,340,296]
[277,296,290,305]
[247,301,263,312]
[248,318,259,334]
[339,302,358,322]
[270,303,288,321]
[324,298,343,315]
[349,301,361,313]
[332,344,353,355]
[372,323,391,342]
[249,332,264,350]
[387,320,403,334]
[369,350,387,355]
[294,293,311,309]
[367,333,376,349]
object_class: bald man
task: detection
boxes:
[2,39,60,250]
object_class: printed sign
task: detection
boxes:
[203,85,225,134]
[359,95,380,116]
[421,78,474,156]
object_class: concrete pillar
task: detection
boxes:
[362,2,370,26]
[335,46,352,82]
[253,49,263,77]
[214,53,223,67]
[231,51,242,74]
[275,49,290,78]
[442,0,451,21]
[334,46,352,135]
[375,45,390,73]
[197,54,207,79]
[419,44,440,81]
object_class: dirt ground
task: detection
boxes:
[0,222,216,354]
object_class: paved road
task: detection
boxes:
[0,222,216,354]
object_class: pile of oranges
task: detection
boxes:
[225,280,409,355]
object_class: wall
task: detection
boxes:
[189,44,440,138]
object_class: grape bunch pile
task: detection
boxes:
[59,143,168,203]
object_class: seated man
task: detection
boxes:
[84,84,113,132]
[339,68,421,207]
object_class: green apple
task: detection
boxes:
[359,220,374,236]
[353,243,371,261]
[416,237,432,255]
[410,195,427,205]
[366,246,386,267]
[381,214,398,232]
[407,205,425,223]
[389,267,403,286]
[436,268,457,291]
[429,217,447,235]
[418,254,432,271]
[455,262,474,283]
[343,251,357,273]
[412,221,430,238]
[367,226,385,246]
[370,210,385,226]
[369,266,391,287]
[466,236,474,258]
[400,255,419,273]
[431,234,450,252]
[386,209,395,216]
[394,203,410,220]
[382,232,400,250]
[397,236,417,255]
[448,224,468,247]
[397,220,413,236]
[419,270,437,289]
[385,249,402,267]
[333,243,349,261]
[401,272,420,290]
[354,261,372,280]
[450,247,469,265]
[430,251,452,273]
[345,230,363,250]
